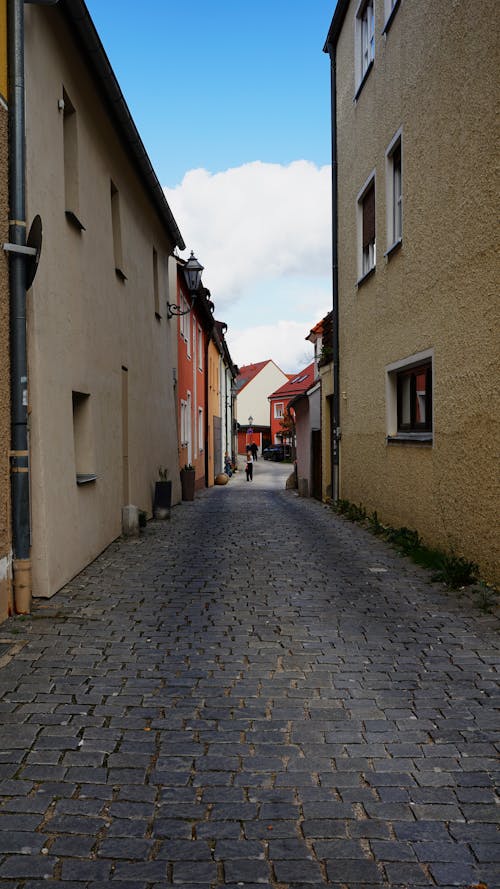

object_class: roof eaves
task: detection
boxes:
[323,0,350,53]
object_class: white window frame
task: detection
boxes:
[274,402,284,419]
[197,323,203,371]
[385,349,434,443]
[383,0,400,34]
[385,129,403,254]
[186,391,192,464]
[198,407,204,452]
[357,171,376,282]
[355,0,375,92]
[180,399,188,446]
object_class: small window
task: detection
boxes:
[386,351,433,443]
[355,0,375,94]
[397,363,432,433]
[383,0,401,34]
[197,324,203,371]
[358,177,376,281]
[198,407,204,452]
[72,391,96,483]
[63,89,84,230]
[180,399,188,446]
[274,402,284,419]
[153,247,160,317]
[385,132,403,254]
[111,181,126,280]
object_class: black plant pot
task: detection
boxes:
[180,469,195,501]
[154,480,172,517]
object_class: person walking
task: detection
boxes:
[250,442,258,461]
[245,448,253,481]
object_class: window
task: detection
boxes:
[72,391,96,483]
[180,399,188,445]
[386,351,433,443]
[110,181,126,280]
[386,132,402,252]
[63,89,84,230]
[274,402,284,419]
[358,176,376,280]
[197,324,203,371]
[153,247,160,317]
[355,0,375,93]
[383,0,401,34]
[180,295,191,344]
[198,407,204,451]
[397,364,432,433]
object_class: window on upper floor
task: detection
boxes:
[357,175,376,282]
[385,131,403,255]
[198,407,204,452]
[355,0,375,96]
[63,88,84,231]
[153,247,161,317]
[386,351,433,443]
[274,402,284,419]
[383,0,401,34]
[110,180,126,281]
[197,324,203,371]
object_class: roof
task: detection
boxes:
[323,0,350,54]
[306,310,333,344]
[235,360,273,393]
[268,362,316,401]
[60,0,185,250]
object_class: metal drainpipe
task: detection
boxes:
[8,0,32,613]
[327,41,340,503]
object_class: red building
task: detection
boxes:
[268,362,316,447]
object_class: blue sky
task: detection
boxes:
[85,1,335,372]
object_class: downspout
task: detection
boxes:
[7,0,58,613]
[327,40,340,503]
[8,0,31,613]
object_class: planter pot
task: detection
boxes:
[154,480,172,518]
[180,468,195,501]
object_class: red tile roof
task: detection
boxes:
[268,361,316,400]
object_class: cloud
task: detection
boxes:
[164,160,331,306]
[226,320,315,375]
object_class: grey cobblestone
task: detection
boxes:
[0,465,497,886]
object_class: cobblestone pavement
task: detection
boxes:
[0,463,498,888]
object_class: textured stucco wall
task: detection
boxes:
[335,0,499,582]
[24,6,181,597]
[319,363,333,501]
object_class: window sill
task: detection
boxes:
[382,0,401,35]
[384,238,402,260]
[354,60,374,102]
[387,433,432,445]
[356,266,376,288]
[65,210,86,231]
[115,267,127,282]
[76,473,98,485]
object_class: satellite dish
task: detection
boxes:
[25,214,42,289]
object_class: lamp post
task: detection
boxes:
[167,251,204,318]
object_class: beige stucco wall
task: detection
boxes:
[238,362,289,430]
[335,0,499,582]
[24,6,181,597]
[0,0,12,621]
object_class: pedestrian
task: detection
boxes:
[250,442,258,461]
[245,449,253,481]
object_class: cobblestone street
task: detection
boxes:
[0,463,498,888]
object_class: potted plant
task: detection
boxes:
[153,466,172,518]
[180,463,196,501]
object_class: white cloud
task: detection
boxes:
[226,320,315,375]
[164,160,331,306]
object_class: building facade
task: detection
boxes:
[24,1,184,598]
[325,0,499,582]
[236,360,289,455]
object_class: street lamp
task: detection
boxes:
[167,251,204,318]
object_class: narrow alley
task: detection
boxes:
[0,463,498,888]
